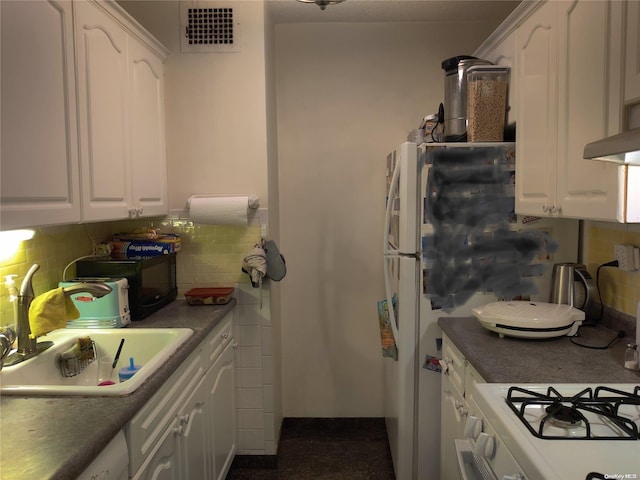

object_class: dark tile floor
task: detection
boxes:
[226,418,396,480]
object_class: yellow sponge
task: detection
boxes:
[28,287,80,338]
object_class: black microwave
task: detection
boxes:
[76,254,177,320]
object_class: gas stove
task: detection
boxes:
[468,384,640,480]
[506,385,639,440]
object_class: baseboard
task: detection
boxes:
[230,454,278,469]
[281,417,386,430]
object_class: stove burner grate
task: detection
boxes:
[505,386,640,440]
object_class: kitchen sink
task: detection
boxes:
[0,328,192,396]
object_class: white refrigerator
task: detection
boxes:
[382,142,578,480]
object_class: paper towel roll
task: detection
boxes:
[188,196,257,225]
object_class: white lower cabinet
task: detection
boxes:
[132,419,180,480]
[209,341,237,480]
[440,334,485,480]
[128,313,236,480]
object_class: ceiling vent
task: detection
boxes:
[180,1,241,53]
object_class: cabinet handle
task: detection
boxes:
[221,332,230,340]
[441,358,452,375]
[552,205,561,215]
[138,207,144,216]
[180,413,190,425]
[457,405,468,418]
[128,208,137,218]
[232,341,239,349]
[173,425,183,437]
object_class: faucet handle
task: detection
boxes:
[0,326,16,345]
[0,333,13,367]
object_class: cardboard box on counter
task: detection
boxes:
[109,235,181,258]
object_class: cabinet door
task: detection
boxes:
[0,0,81,230]
[515,1,558,217]
[555,0,621,220]
[132,419,180,480]
[128,348,204,475]
[128,39,168,218]
[625,0,640,104]
[208,341,236,480]
[75,0,131,222]
[178,376,211,480]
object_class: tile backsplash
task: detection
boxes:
[0,219,260,326]
[586,223,640,316]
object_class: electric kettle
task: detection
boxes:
[550,263,597,321]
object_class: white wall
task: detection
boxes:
[119,0,270,211]
[274,21,501,417]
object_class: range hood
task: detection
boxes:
[583,127,640,165]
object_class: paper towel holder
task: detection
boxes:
[187,194,260,209]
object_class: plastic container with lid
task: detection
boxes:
[624,343,639,371]
[466,65,510,142]
[118,357,141,382]
[184,287,234,305]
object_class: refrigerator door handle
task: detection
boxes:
[384,151,401,256]
[383,255,400,351]
[383,153,401,348]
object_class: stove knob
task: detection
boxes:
[463,415,483,440]
[474,432,495,459]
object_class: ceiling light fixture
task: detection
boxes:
[297,0,345,11]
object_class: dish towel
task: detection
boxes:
[28,287,80,338]
[242,244,267,289]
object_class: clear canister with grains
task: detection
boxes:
[466,65,510,142]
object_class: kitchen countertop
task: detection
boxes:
[438,316,640,384]
[0,299,235,480]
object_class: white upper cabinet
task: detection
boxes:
[75,0,131,222]
[554,0,622,220]
[514,0,624,221]
[128,39,168,218]
[0,0,168,230]
[625,0,640,104]
[514,0,558,217]
[76,0,168,222]
[0,0,81,230]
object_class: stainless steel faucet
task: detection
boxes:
[2,263,112,367]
